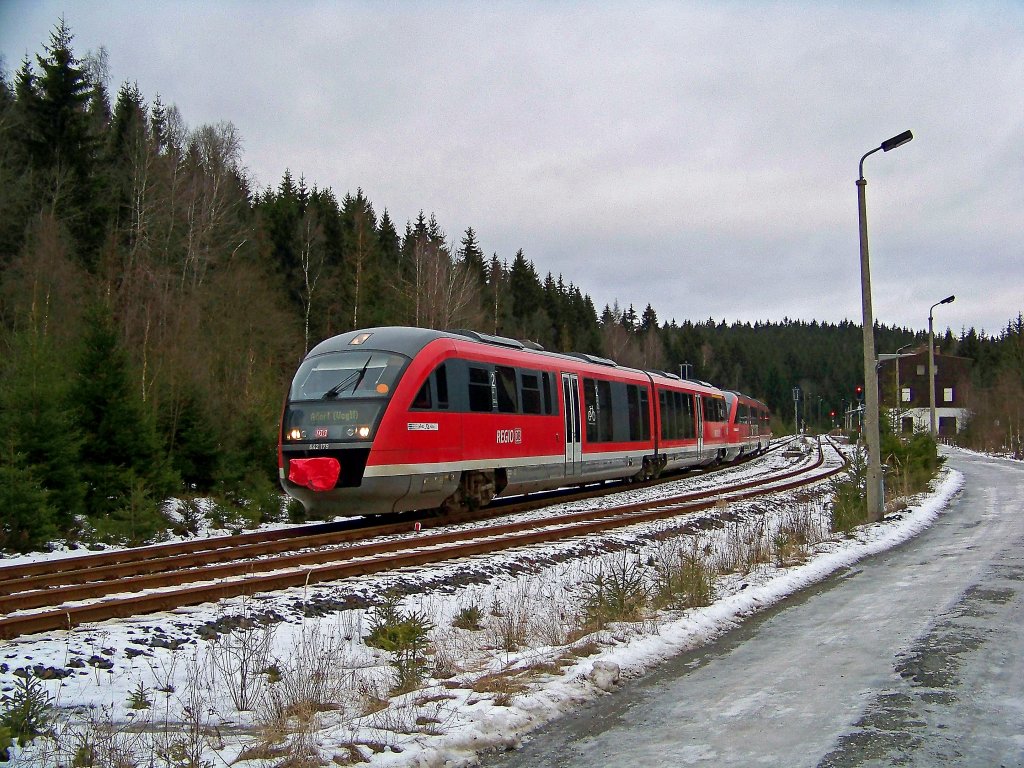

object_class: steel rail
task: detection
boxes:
[0,440,835,640]
[0,439,794,594]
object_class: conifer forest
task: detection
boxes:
[1,22,1021,551]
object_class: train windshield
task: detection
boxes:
[290,351,408,402]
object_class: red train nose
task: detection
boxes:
[288,457,341,491]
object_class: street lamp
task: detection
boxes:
[894,342,914,433]
[929,294,955,437]
[792,387,801,434]
[857,129,913,522]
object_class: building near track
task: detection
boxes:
[877,347,972,437]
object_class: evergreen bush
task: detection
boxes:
[365,594,435,694]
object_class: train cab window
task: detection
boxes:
[496,366,519,413]
[521,372,543,414]
[291,351,407,401]
[468,366,493,412]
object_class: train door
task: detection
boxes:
[696,393,705,460]
[561,372,582,477]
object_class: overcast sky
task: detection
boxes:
[2,1,1021,336]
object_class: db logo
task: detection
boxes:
[315,428,329,438]
[496,428,522,445]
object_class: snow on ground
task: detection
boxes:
[1,441,965,767]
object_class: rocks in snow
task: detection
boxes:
[587,660,620,691]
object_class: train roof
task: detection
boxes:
[303,326,728,395]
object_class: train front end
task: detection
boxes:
[279,330,414,516]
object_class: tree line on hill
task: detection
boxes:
[1,21,1021,551]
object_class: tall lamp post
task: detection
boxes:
[894,342,914,433]
[929,295,955,437]
[857,129,913,522]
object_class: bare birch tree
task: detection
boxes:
[299,206,326,353]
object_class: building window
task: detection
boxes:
[901,387,911,403]
[944,387,954,403]
[916,364,925,376]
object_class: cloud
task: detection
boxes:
[2,0,1022,333]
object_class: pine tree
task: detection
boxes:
[23,19,105,264]
[459,227,487,288]
[0,324,82,545]
[0,462,57,552]
[71,301,177,533]
[507,249,543,332]
[160,386,219,493]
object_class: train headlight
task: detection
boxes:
[357,426,371,439]
[287,428,304,441]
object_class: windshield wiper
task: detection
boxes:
[323,358,371,399]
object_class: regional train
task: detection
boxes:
[278,327,772,516]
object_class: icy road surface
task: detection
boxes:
[481,448,1024,767]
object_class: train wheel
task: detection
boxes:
[441,470,498,513]
[640,456,663,481]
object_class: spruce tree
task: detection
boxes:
[459,227,487,288]
[24,19,104,263]
[71,301,177,535]
[0,323,85,535]
[0,462,57,552]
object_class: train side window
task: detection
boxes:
[598,380,613,441]
[468,366,492,412]
[639,386,650,440]
[625,384,648,441]
[584,378,614,442]
[436,363,449,409]
[496,366,519,413]
[521,371,542,414]
[542,372,556,415]
[584,379,598,442]
[682,393,695,438]
[411,381,432,410]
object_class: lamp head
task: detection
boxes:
[940,294,955,305]
[881,130,914,152]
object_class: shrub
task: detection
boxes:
[830,448,868,533]
[882,432,942,499]
[579,552,649,630]
[651,540,716,610]
[452,603,484,631]
[365,595,434,694]
[1,676,53,747]
[0,725,11,762]
[126,681,152,710]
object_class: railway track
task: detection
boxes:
[0,437,840,641]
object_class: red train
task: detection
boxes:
[279,327,772,516]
